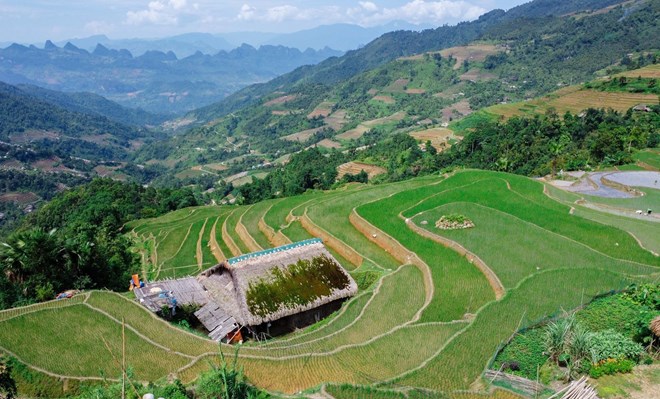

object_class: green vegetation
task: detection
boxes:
[246,254,351,317]
[0,179,198,309]
[586,76,659,95]
[494,283,659,383]
[1,169,658,397]
[442,107,660,176]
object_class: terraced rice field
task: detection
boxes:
[488,86,659,118]
[2,170,658,398]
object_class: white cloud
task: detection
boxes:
[347,0,485,26]
[125,0,193,25]
[359,2,379,12]
[237,4,257,21]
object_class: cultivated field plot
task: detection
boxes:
[128,206,230,279]
[337,161,387,179]
[409,127,458,151]
[1,170,658,398]
[488,86,659,118]
[439,44,502,69]
[616,63,660,79]
[336,111,407,140]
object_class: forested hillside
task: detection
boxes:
[149,0,659,192]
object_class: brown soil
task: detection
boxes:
[235,206,263,252]
[0,192,40,204]
[208,217,226,262]
[264,94,298,107]
[349,209,434,304]
[222,210,242,257]
[300,213,362,268]
[196,218,208,269]
[336,162,387,179]
[282,127,324,142]
[440,44,501,70]
[372,95,395,104]
[258,217,291,247]
[405,88,426,94]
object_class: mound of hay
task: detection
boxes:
[435,214,475,230]
[651,316,660,337]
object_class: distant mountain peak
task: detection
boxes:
[44,40,57,50]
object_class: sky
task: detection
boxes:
[0,0,530,43]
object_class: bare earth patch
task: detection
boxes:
[410,127,457,151]
[336,112,407,140]
[0,191,40,204]
[325,109,348,131]
[311,139,342,149]
[405,88,426,94]
[373,95,395,104]
[384,78,410,93]
[440,44,502,70]
[9,130,59,144]
[337,162,387,179]
[264,94,298,107]
[282,127,324,142]
[307,101,335,119]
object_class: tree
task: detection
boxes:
[0,356,16,399]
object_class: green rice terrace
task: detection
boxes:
[0,170,658,398]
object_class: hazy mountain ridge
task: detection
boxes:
[0,41,342,115]
[188,0,636,124]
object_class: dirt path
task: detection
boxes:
[222,209,242,257]
[349,209,434,311]
[208,216,226,262]
[195,218,208,270]
[259,217,291,247]
[235,206,263,252]
[300,212,363,268]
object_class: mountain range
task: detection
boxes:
[0,41,342,115]
[0,22,431,58]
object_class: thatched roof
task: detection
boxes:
[137,239,357,340]
[212,238,358,326]
[651,315,660,337]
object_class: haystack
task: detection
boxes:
[651,315,660,337]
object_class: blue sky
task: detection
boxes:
[0,1,529,43]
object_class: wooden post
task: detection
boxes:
[122,317,126,399]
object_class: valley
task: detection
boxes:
[0,0,659,398]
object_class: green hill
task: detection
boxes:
[1,170,657,397]
[149,0,659,182]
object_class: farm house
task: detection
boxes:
[134,238,357,342]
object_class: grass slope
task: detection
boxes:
[2,170,658,398]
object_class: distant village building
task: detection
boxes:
[134,238,357,342]
[633,104,651,112]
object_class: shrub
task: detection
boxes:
[588,330,644,363]
[545,315,575,362]
[588,358,634,378]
